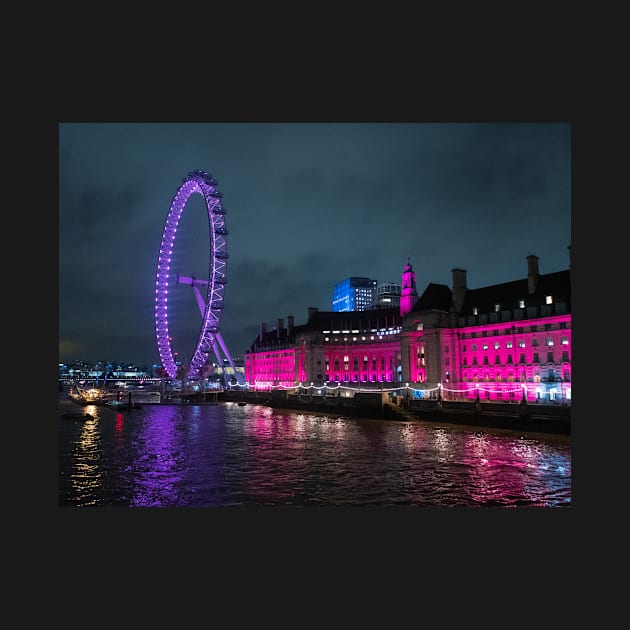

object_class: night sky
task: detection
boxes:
[58,122,571,368]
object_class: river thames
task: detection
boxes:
[58,395,571,507]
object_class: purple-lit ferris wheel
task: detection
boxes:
[155,170,240,382]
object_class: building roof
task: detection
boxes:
[408,270,571,316]
[411,283,453,313]
[305,307,401,332]
[458,270,570,315]
[248,307,402,352]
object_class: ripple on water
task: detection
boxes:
[58,399,571,507]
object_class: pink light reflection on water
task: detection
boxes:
[462,432,570,506]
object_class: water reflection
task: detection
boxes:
[59,400,571,507]
[129,406,188,507]
[70,405,102,507]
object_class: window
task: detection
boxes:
[547,338,554,346]
[472,307,478,315]
[471,344,477,352]
[547,351,554,363]
[533,353,540,363]
[561,337,569,345]
[519,299,525,308]
[519,340,526,348]
[562,351,569,362]
[494,303,501,312]
[532,339,539,347]
[494,342,500,350]
[482,344,488,351]
[546,295,553,304]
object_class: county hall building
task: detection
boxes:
[244,250,572,403]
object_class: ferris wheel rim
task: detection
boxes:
[154,170,228,380]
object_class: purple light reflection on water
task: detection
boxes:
[58,397,571,507]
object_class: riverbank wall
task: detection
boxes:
[218,390,571,435]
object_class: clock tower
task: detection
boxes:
[400,257,419,317]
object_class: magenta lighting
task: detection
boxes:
[155,170,229,380]
[243,253,571,404]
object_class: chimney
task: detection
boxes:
[308,306,318,320]
[527,254,540,294]
[277,318,284,339]
[451,268,467,313]
[259,322,266,341]
[287,315,294,335]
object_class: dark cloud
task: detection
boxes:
[59,123,571,367]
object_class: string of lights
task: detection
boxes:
[230,382,525,395]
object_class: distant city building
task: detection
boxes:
[374,282,401,309]
[245,251,572,403]
[332,277,377,312]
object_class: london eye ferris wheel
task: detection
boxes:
[154,170,241,383]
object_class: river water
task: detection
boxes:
[58,396,571,507]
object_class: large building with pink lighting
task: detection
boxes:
[244,251,571,403]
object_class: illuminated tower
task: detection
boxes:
[400,258,419,317]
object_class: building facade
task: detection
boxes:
[332,277,377,311]
[374,282,401,309]
[245,253,571,403]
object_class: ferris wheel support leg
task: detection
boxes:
[216,332,243,384]
[209,339,228,386]
[191,285,207,318]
